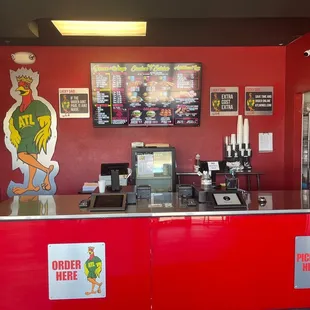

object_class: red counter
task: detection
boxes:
[151,214,310,310]
[1,193,310,310]
[0,218,151,310]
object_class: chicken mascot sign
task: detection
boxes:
[3,68,59,197]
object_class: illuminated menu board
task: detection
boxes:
[90,63,202,127]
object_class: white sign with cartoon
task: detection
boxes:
[3,68,59,197]
[48,243,106,300]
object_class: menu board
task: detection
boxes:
[245,86,273,116]
[90,63,202,127]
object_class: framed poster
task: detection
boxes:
[245,86,273,115]
[210,87,239,116]
[59,88,90,118]
[90,63,202,127]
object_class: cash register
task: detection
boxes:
[100,162,129,192]
[79,162,132,211]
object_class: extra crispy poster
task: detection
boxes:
[210,87,239,116]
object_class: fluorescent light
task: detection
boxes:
[51,20,147,36]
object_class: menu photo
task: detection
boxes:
[128,107,173,126]
[174,103,199,125]
[245,86,273,115]
[59,88,90,119]
[172,86,200,125]
[210,87,239,116]
[126,74,174,108]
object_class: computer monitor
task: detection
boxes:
[101,163,129,176]
[131,147,176,192]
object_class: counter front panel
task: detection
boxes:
[0,217,151,310]
[1,213,310,309]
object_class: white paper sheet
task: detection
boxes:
[259,132,273,152]
[207,161,220,171]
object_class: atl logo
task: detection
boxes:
[18,114,35,129]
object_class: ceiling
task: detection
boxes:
[1,0,310,46]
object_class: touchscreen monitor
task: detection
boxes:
[89,193,127,212]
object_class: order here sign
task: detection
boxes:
[48,243,106,299]
[294,236,310,289]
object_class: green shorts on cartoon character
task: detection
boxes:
[84,246,103,295]
[9,75,54,195]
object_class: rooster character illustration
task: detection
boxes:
[212,93,221,112]
[247,92,255,111]
[8,75,54,195]
[84,247,103,295]
[61,95,71,116]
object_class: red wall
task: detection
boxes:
[0,46,286,198]
[286,33,310,189]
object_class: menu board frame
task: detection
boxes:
[90,62,202,128]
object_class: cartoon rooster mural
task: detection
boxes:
[84,246,103,295]
[3,67,59,197]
